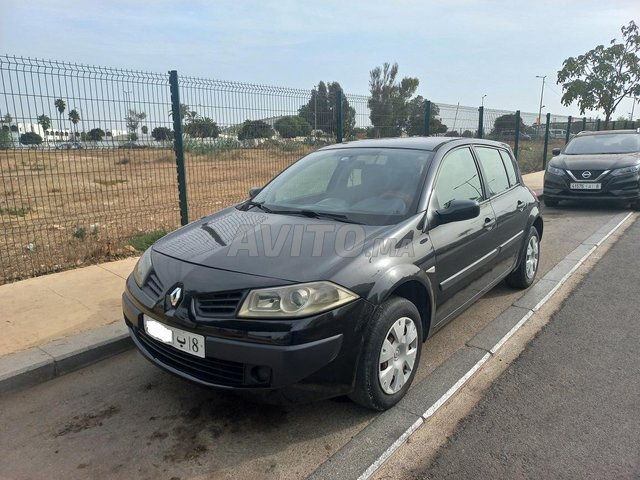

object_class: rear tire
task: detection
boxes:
[543,197,558,207]
[349,296,423,411]
[506,226,540,289]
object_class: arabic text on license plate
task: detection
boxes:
[570,183,601,190]
[143,316,205,358]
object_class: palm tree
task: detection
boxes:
[54,98,66,136]
[37,114,51,138]
[68,109,80,137]
[169,103,197,122]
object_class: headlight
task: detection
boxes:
[133,248,153,287]
[238,281,358,318]
[547,166,564,176]
[611,165,640,176]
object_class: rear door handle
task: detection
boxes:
[483,217,496,230]
[517,200,526,211]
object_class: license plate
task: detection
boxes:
[143,315,205,358]
[570,183,601,190]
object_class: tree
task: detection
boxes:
[141,125,148,135]
[20,132,43,145]
[183,117,220,138]
[2,113,12,126]
[0,129,13,149]
[169,103,198,122]
[68,109,80,136]
[125,109,146,139]
[37,114,51,135]
[54,98,66,132]
[492,113,525,134]
[368,62,419,137]
[298,81,356,137]
[238,120,274,140]
[151,127,173,141]
[87,128,105,141]
[405,97,448,136]
[274,115,312,138]
[557,20,640,127]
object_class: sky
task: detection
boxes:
[1,0,639,121]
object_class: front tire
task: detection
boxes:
[349,296,423,411]
[506,226,540,289]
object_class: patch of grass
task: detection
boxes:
[94,178,127,186]
[280,142,305,152]
[49,188,63,193]
[130,229,167,251]
[155,154,174,163]
[115,157,130,165]
[1,206,31,217]
[72,227,86,239]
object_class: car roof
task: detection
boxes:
[319,136,511,152]
[574,129,639,137]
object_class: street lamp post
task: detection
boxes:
[481,94,487,107]
[536,75,546,127]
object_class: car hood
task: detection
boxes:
[550,152,640,170]
[152,206,402,283]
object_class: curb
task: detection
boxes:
[308,211,633,480]
[0,322,133,394]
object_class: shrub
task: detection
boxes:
[238,120,274,140]
[274,115,312,138]
[130,229,167,251]
[0,129,12,149]
[151,126,173,141]
[20,132,43,145]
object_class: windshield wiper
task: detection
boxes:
[244,200,273,213]
[270,208,364,224]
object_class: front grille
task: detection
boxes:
[134,328,245,386]
[144,272,164,300]
[569,169,606,180]
[194,291,245,318]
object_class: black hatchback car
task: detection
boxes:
[123,137,543,410]
[543,129,640,209]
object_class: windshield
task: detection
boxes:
[249,148,434,225]
[564,133,639,155]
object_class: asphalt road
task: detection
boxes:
[0,203,633,480]
[417,217,640,479]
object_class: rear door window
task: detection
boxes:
[475,147,510,196]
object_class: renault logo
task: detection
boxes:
[169,286,183,308]
[582,171,592,179]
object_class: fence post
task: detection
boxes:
[514,110,521,160]
[477,106,484,139]
[424,101,432,136]
[582,117,586,132]
[596,119,601,131]
[169,70,189,226]
[542,112,551,169]
[335,90,343,143]
[565,116,572,144]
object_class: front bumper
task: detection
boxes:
[123,284,375,395]
[543,171,640,202]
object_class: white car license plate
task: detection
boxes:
[570,183,601,190]
[143,315,205,358]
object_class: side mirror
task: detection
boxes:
[552,147,561,156]
[249,187,262,199]
[436,200,480,225]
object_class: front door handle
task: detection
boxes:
[483,217,496,230]
[517,200,526,211]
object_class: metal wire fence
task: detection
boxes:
[1,54,638,283]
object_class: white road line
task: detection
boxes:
[357,212,635,480]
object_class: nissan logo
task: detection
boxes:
[582,171,592,179]
[169,286,183,308]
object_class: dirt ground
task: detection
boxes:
[0,145,313,284]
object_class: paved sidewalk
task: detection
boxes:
[0,171,545,391]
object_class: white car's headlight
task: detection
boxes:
[133,248,153,287]
[238,281,358,318]
[547,166,564,176]
[611,165,640,176]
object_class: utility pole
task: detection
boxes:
[536,75,546,135]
